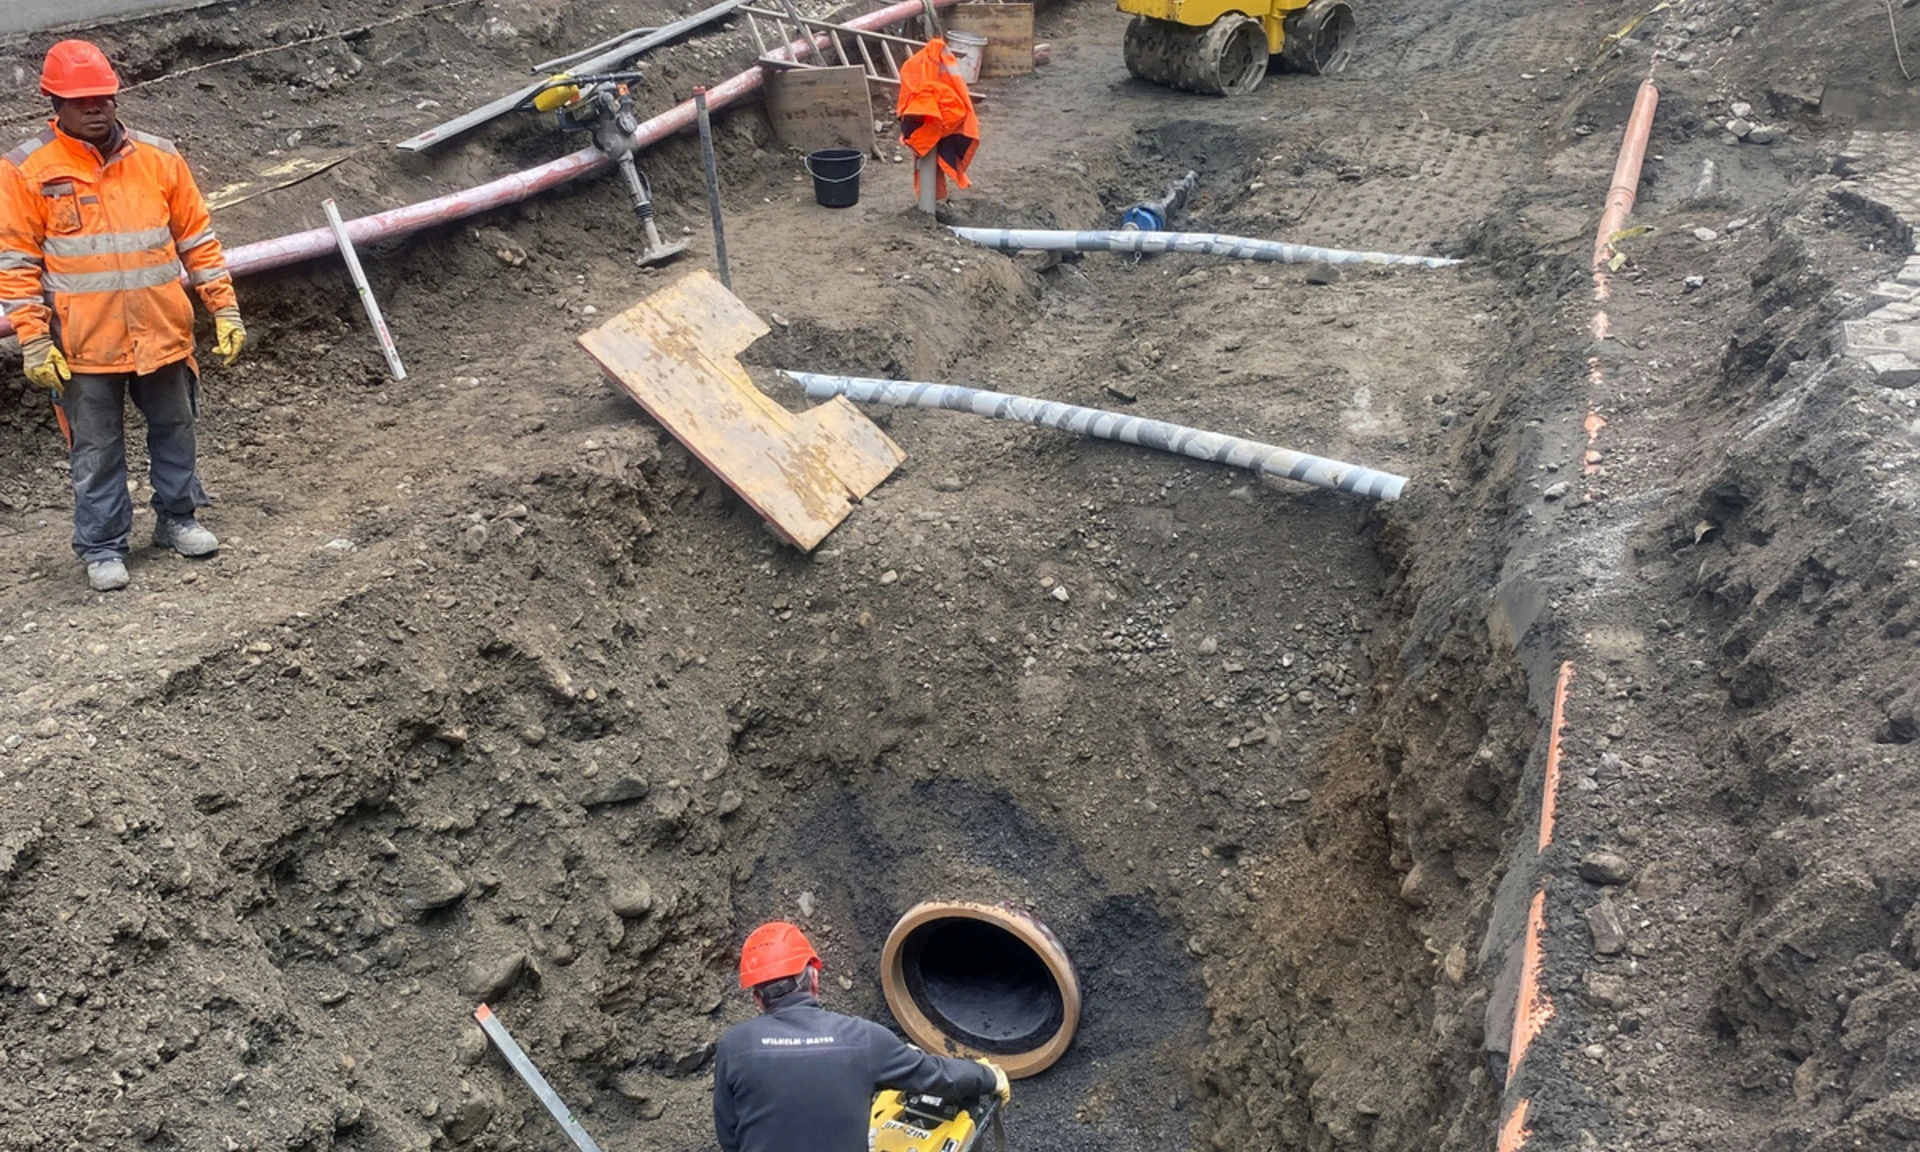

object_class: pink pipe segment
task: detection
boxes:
[1,0,949,341]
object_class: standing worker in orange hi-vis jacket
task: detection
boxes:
[2,40,247,593]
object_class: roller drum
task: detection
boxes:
[1124,15,1265,96]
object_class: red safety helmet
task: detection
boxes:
[738,921,822,989]
[41,41,121,100]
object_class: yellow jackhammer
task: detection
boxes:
[524,72,689,266]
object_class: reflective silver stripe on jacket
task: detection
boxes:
[188,266,230,286]
[127,130,179,155]
[2,297,41,313]
[2,129,56,168]
[176,229,218,253]
[0,249,44,270]
[42,260,185,294]
[43,225,174,258]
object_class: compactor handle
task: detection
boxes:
[977,1097,1006,1152]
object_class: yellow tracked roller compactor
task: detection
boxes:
[1121,0,1355,95]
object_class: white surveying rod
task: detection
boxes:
[322,198,408,381]
[473,1003,606,1152]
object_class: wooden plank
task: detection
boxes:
[797,396,907,498]
[948,3,1035,77]
[576,270,903,551]
[765,66,877,155]
[204,150,358,211]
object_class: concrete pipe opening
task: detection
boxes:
[880,901,1081,1078]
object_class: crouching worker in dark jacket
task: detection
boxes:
[714,921,1011,1152]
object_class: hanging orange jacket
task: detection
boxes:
[0,122,236,376]
[896,39,980,200]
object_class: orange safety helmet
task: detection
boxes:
[738,921,822,989]
[41,41,121,100]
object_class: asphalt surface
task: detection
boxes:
[1,0,205,36]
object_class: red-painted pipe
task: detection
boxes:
[2,0,949,340]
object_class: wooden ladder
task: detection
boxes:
[741,1,932,89]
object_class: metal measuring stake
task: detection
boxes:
[322,198,407,381]
[473,1004,606,1152]
[693,87,732,289]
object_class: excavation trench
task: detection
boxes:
[0,134,1522,1152]
[137,158,1519,1148]
[0,4,1540,1149]
[14,0,1909,1146]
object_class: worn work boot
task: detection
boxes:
[153,516,219,557]
[87,558,130,592]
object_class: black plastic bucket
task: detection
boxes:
[805,148,866,209]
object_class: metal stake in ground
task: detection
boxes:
[694,87,732,289]
[472,1004,605,1152]
[322,198,407,381]
[916,152,938,215]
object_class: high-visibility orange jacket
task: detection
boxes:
[896,39,979,200]
[0,122,235,375]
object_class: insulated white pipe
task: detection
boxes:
[950,227,1461,268]
[786,372,1408,500]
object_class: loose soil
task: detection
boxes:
[0,0,1916,1149]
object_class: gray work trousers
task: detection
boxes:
[58,360,209,563]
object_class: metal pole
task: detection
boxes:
[321,198,408,381]
[473,1005,605,1152]
[693,87,732,289]
[529,25,659,74]
[916,152,938,215]
[400,0,750,150]
[785,371,1409,500]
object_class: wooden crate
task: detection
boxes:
[765,65,877,155]
[949,3,1034,78]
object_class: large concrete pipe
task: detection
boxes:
[880,902,1080,1079]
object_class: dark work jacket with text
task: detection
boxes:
[712,990,997,1152]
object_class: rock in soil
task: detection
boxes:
[1578,851,1634,885]
[462,953,532,1002]
[1586,898,1629,956]
[611,879,655,918]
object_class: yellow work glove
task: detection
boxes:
[213,307,247,367]
[21,336,71,395]
[975,1058,1010,1103]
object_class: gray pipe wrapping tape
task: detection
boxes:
[947,227,1460,268]
[786,372,1407,501]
